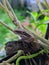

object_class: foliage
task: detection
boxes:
[30,12,47,34]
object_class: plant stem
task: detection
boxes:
[16,50,44,65]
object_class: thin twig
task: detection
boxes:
[1,0,23,29]
[45,0,49,9]
[36,0,44,12]
[28,52,37,65]
[6,0,17,19]
[0,20,14,32]
[0,50,23,65]
[26,53,32,65]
